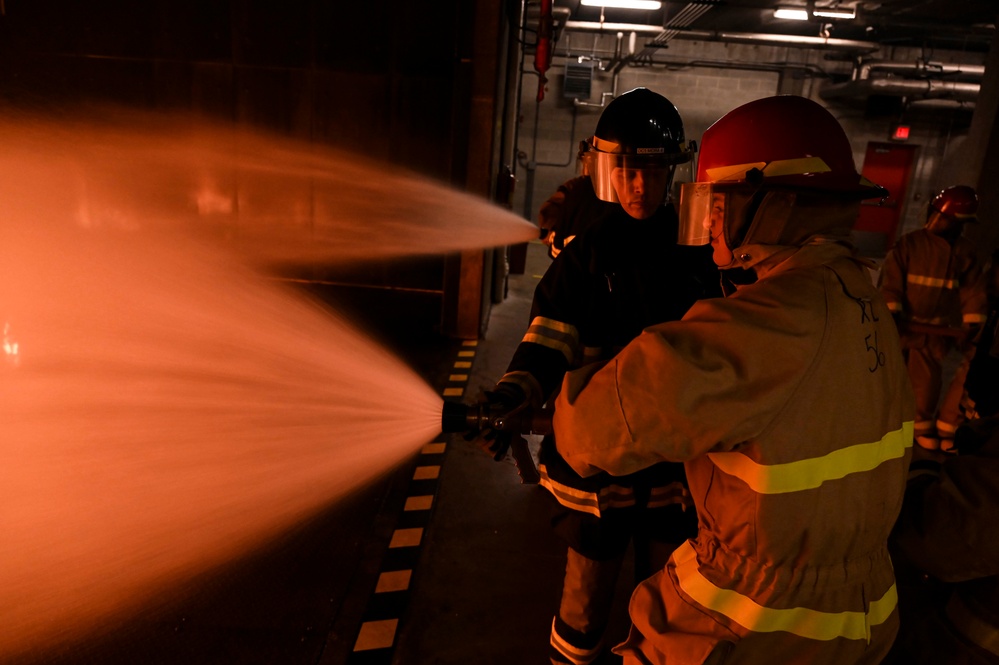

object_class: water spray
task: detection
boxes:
[0,112,539,660]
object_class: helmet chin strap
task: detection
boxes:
[718,266,757,295]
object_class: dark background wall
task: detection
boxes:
[0,1,472,173]
[513,34,993,253]
[0,0,514,339]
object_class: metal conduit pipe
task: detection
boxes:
[820,77,981,102]
[853,59,987,81]
[563,21,882,52]
[907,98,977,110]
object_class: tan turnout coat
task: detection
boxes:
[554,240,915,665]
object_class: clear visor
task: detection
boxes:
[678,182,717,246]
[926,207,976,235]
[586,152,677,204]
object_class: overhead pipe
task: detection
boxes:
[853,59,987,82]
[822,55,982,103]
[820,77,980,103]
[563,20,882,52]
[907,98,977,111]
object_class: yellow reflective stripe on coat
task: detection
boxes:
[707,422,913,494]
[522,316,579,364]
[907,274,958,289]
[673,541,897,641]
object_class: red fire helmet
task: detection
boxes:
[695,95,885,199]
[930,185,978,220]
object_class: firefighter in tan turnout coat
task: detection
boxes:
[552,95,915,664]
[878,185,988,451]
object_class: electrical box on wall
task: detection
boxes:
[563,61,593,99]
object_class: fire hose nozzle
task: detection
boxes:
[440,399,552,436]
[440,399,549,485]
[441,400,478,434]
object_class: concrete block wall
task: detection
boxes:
[511,33,987,246]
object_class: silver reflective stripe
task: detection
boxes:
[550,618,602,665]
[539,465,602,517]
[673,541,897,641]
[539,466,643,517]
[647,481,693,510]
[522,316,579,364]
[706,422,913,494]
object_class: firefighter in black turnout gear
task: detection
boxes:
[476,88,720,664]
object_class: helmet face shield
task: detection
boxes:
[678,182,745,247]
[925,208,967,236]
[677,182,714,246]
[587,151,678,206]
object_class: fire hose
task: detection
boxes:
[441,399,551,484]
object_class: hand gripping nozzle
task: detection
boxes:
[440,400,551,484]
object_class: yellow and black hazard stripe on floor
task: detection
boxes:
[344,339,477,663]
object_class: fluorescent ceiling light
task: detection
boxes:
[774,7,809,20]
[581,0,663,9]
[813,7,856,18]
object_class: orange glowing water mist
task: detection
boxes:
[0,113,538,658]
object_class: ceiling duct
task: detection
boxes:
[820,57,983,106]
[820,77,980,101]
[851,60,986,82]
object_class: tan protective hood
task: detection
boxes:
[724,190,860,270]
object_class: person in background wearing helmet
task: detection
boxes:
[551,95,914,664]
[879,186,989,452]
[473,87,720,664]
[538,144,617,259]
[886,299,999,665]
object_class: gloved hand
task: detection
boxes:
[465,382,528,461]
